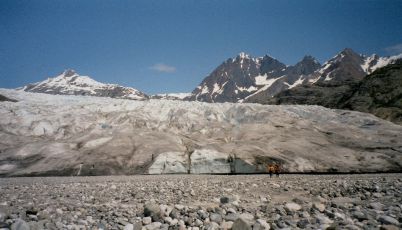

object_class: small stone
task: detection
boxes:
[232,218,252,230]
[0,212,6,223]
[124,224,134,230]
[27,215,38,221]
[379,216,399,226]
[260,196,268,203]
[174,204,184,210]
[77,219,88,225]
[238,213,254,224]
[380,225,400,230]
[142,217,152,225]
[198,210,208,220]
[209,213,222,224]
[297,219,310,228]
[316,214,333,224]
[256,219,270,230]
[144,203,161,221]
[369,202,384,210]
[97,223,106,230]
[11,219,30,230]
[86,216,94,224]
[204,222,219,230]
[159,205,173,217]
[313,203,325,212]
[220,197,230,204]
[284,202,302,213]
[194,219,203,226]
[271,183,280,188]
[224,213,239,222]
[352,211,368,221]
[227,208,236,214]
[334,212,345,220]
[301,211,310,218]
[373,193,383,198]
[0,222,10,229]
[170,219,179,226]
[144,222,162,230]
[220,221,233,229]
[25,209,37,216]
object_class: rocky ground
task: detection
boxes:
[0,174,401,230]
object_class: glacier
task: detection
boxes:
[0,89,401,176]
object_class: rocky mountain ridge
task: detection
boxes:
[189,49,402,103]
[262,61,402,124]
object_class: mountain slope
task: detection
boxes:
[343,60,402,124]
[188,52,321,102]
[22,69,148,100]
[190,49,401,103]
[260,61,402,124]
[247,49,402,103]
[1,89,402,176]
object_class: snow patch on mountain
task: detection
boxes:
[243,76,285,101]
[285,76,304,89]
[254,74,271,86]
[365,54,402,73]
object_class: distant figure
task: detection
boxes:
[274,164,281,177]
[267,163,281,178]
[267,164,275,178]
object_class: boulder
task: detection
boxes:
[144,203,162,222]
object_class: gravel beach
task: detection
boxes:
[0,174,401,229]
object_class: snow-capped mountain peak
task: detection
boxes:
[238,52,250,59]
[189,48,402,103]
[22,70,148,100]
[189,52,319,102]
[61,69,77,77]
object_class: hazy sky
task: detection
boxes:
[1,0,402,94]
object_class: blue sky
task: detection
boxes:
[1,0,402,94]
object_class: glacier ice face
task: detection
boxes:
[148,152,188,174]
[0,89,402,176]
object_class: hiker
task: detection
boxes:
[274,164,281,177]
[267,164,275,178]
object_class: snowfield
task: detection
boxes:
[0,89,401,176]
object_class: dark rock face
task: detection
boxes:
[256,80,360,108]
[22,69,149,100]
[0,94,17,102]
[343,61,402,124]
[260,61,402,124]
